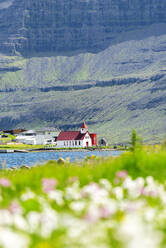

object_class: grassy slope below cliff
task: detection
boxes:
[1,24,166,143]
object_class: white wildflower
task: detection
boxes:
[0,227,29,248]
[13,214,29,232]
[146,176,154,185]
[61,214,87,238]
[70,201,86,213]
[144,208,156,222]
[100,198,117,214]
[40,207,59,238]
[159,188,166,204]
[99,179,112,192]
[26,211,41,233]
[21,190,36,201]
[48,190,64,205]
[120,199,145,213]
[65,182,81,200]
[113,187,124,200]
[123,177,135,190]
[82,183,109,203]
[0,210,13,226]
[135,177,145,188]
[123,177,143,198]
[120,213,162,248]
[85,204,100,223]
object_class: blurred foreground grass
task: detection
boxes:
[1,149,166,247]
[2,148,166,184]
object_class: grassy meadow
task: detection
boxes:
[0,144,166,247]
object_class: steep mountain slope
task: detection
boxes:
[0,0,166,143]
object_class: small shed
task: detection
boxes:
[98,137,108,147]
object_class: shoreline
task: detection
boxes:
[0,147,125,153]
[27,147,126,152]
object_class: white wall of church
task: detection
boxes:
[56,140,84,148]
[56,133,92,148]
[82,133,92,147]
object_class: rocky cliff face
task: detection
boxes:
[1,0,166,55]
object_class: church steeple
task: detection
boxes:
[80,122,88,134]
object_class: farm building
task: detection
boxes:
[56,122,97,148]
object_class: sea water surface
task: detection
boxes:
[0,150,123,168]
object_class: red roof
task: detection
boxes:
[56,131,87,141]
[81,122,88,129]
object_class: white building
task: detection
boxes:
[16,128,60,145]
[56,123,97,148]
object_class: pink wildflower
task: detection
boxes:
[0,178,11,187]
[148,190,158,198]
[140,187,146,195]
[84,213,100,223]
[9,201,21,214]
[100,206,111,218]
[116,170,128,179]
[126,202,143,213]
[140,188,157,198]
[42,178,58,193]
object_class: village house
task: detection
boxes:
[56,122,97,148]
[15,128,60,145]
[3,129,27,135]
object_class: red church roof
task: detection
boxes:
[56,131,87,141]
[81,122,88,129]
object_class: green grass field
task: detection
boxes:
[0,147,166,247]
[0,144,45,150]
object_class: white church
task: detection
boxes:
[56,123,97,148]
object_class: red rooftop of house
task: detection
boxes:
[56,131,87,141]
